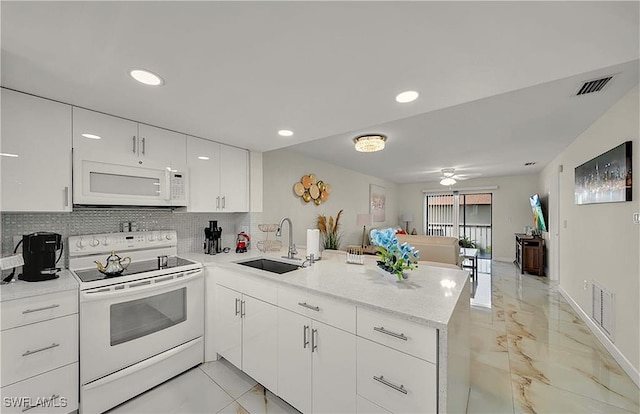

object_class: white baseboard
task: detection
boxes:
[558,286,640,388]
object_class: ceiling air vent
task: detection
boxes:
[575,76,613,96]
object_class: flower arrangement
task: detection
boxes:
[316,209,343,250]
[370,228,419,281]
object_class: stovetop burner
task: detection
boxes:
[74,256,197,284]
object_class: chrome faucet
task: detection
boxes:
[276,217,298,260]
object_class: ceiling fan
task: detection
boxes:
[438,168,481,186]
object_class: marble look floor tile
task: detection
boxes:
[216,401,250,414]
[235,385,300,414]
[108,367,233,414]
[200,358,257,399]
[467,361,514,414]
[470,324,511,372]
[511,374,637,414]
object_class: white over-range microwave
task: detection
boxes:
[73,158,188,207]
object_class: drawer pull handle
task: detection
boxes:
[298,302,320,312]
[22,304,60,314]
[374,326,408,341]
[373,375,407,395]
[22,343,60,357]
[22,394,59,412]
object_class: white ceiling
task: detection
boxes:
[2,1,639,183]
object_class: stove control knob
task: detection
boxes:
[164,233,173,241]
[90,238,100,247]
[102,237,111,246]
[76,238,86,248]
[148,233,157,242]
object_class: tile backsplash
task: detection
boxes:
[1,210,259,267]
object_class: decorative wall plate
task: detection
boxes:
[293,173,331,205]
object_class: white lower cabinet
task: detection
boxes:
[0,289,78,413]
[357,337,437,414]
[214,283,278,393]
[277,290,356,414]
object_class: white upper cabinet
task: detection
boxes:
[187,136,248,212]
[73,108,186,169]
[1,89,72,212]
[138,124,186,169]
[72,107,138,165]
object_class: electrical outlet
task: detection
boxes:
[563,220,568,229]
[583,280,588,291]
[633,213,640,224]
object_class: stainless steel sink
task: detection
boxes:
[237,258,300,274]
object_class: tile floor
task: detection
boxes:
[108,260,639,414]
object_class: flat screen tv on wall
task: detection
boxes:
[529,194,547,233]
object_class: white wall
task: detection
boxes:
[540,86,639,378]
[398,175,540,261]
[262,149,398,250]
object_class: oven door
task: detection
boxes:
[79,268,203,384]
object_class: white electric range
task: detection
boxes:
[68,231,204,414]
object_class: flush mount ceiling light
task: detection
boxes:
[395,90,419,103]
[0,153,19,158]
[130,68,164,86]
[198,156,210,160]
[354,134,387,152]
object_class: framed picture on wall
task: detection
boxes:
[369,184,386,222]
[574,141,632,205]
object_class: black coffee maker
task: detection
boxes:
[21,232,63,282]
[204,221,222,255]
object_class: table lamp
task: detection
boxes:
[401,213,414,233]
[356,214,373,247]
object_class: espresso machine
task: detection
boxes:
[21,232,63,282]
[204,221,222,255]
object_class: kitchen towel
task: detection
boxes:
[306,229,320,259]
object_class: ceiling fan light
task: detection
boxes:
[354,134,387,152]
[440,177,457,186]
[442,168,455,178]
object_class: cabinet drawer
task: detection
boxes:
[1,314,78,387]
[357,307,437,363]
[357,395,390,413]
[1,290,77,330]
[278,286,356,333]
[1,362,78,414]
[357,337,436,414]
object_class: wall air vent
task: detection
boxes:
[592,282,615,340]
[575,76,613,96]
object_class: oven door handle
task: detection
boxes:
[81,269,203,301]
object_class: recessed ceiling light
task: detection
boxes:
[198,156,210,160]
[0,153,19,158]
[130,69,164,86]
[354,134,387,152]
[278,129,294,137]
[81,133,101,140]
[395,90,419,103]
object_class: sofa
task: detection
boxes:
[396,234,460,267]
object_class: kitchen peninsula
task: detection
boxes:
[186,249,470,414]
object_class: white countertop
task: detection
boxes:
[0,269,79,302]
[183,248,469,330]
